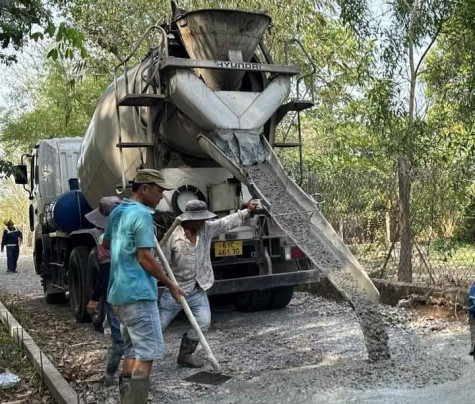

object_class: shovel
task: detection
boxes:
[155,218,229,383]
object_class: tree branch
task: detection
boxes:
[415,1,449,77]
[414,26,441,77]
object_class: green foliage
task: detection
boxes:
[455,202,475,243]
[430,239,461,262]
[0,176,31,244]
[424,0,475,139]
[0,159,15,175]
[0,59,111,151]
[0,0,87,64]
[0,0,50,63]
[1,0,475,281]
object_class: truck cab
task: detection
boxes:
[17,138,84,302]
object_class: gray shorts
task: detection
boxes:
[113,300,164,361]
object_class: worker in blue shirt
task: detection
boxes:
[1,219,22,273]
[103,169,184,403]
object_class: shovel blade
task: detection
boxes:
[185,371,231,385]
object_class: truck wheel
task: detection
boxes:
[69,246,91,323]
[235,290,272,312]
[269,286,294,309]
[88,250,106,333]
[42,277,67,304]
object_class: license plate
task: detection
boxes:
[214,241,243,257]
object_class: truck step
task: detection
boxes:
[276,99,314,124]
[116,142,154,148]
[117,94,165,107]
[273,142,301,148]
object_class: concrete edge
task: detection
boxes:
[0,300,82,404]
[371,278,468,307]
[296,275,468,309]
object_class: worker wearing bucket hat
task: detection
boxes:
[85,196,122,230]
[160,198,259,368]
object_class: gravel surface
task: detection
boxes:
[0,254,43,296]
[0,256,473,404]
[246,163,390,361]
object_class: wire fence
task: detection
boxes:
[299,163,475,288]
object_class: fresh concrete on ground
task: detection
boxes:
[0,255,473,404]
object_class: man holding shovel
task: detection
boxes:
[160,199,259,368]
[103,169,184,403]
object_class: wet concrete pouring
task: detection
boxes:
[1,256,473,403]
[247,163,391,362]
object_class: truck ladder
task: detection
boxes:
[272,38,316,185]
[113,26,168,192]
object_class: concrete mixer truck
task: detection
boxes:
[14,4,326,325]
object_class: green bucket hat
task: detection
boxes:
[134,169,173,190]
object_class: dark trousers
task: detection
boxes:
[6,246,19,272]
[470,314,475,352]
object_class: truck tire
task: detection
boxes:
[88,250,106,333]
[269,286,294,309]
[68,246,91,323]
[235,290,272,312]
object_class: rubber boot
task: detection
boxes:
[118,374,131,401]
[123,369,150,404]
[177,334,205,368]
[103,346,123,386]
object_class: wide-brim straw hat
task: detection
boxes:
[178,200,217,222]
[85,196,121,229]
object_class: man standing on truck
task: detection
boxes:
[103,169,184,404]
[1,219,22,274]
[160,199,258,368]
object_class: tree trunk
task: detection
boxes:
[397,156,412,282]
[397,0,418,283]
[385,211,391,244]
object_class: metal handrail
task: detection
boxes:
[113,26,168,194]
[284,38,317,102]
[113,25,168,94]
[283,38,317,185]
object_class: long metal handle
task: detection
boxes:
[284,38,317,102]
[154,233,221,372]
[159,218,181,247]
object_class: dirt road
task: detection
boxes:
[0,255,473,403]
